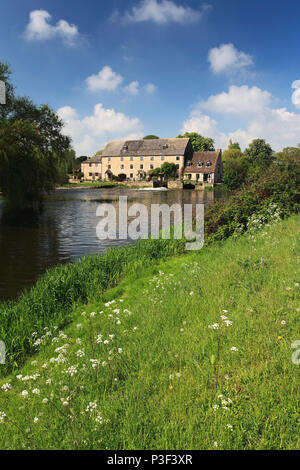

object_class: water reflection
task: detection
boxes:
[0,188,217,302]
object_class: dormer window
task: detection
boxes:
[206,161,212,167]
[163,144,168,149]
[123,145,128,151]
[197,162,203,168]
[186,161,192,167]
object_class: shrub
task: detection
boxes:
[205,160,300,243]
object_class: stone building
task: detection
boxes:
[184,150,223,186]
[81,155,102,181]
[100,138,193,181]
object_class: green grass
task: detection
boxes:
[0,215,299,449]
[0,237,185,377]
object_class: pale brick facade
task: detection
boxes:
[100,138,192,181]
[81,156,102,181]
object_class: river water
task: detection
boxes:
[0,188,219,302]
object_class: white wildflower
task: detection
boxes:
[66,366,77,377]
[1,383,12,392]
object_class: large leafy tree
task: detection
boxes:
[176,132,215,152]
[0,62,73,211]
[223,156,249,190]
[244,138,274,167]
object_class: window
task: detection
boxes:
[208,173,212,179]
[140,156,143,161]
[140,164,143,169]
[150,156,154,161]
[197,162,203,168]
[89,163,92,167]
[89,173,92,177]
[186,161,192,167]
[108,165,111,169]
[95,173,99,177]
[130,173,133,178]
[123,145,128,151]
[121,165,124,170]
[121,157,124,161]
[176,156,180,161]
[150,164,154,170]
[130,164,133,169]
[163,144,168,149]
[108,157,111,161]
[130,157,133,161]
[175,164,179,169]
[161,156,165,161]
[206,161,211,167]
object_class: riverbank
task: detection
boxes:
[0,215,299,449]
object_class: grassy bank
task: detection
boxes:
[0,238,185,377]
[0,215,299,449]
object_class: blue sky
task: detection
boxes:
[1,0,300,155]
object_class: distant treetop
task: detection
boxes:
[229,142,241,150]
[143,135,159,140]
[176,132,215,152]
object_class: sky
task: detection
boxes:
[1,0,300,156]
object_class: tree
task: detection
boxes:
[275,146,300,163]
[176,132,215,151]
[222,148,243,162]
[229,142,241,150]
[223,156,249,190]
[161,162,177,179]
[0,61,73,211]
[244,139,274,167]
[143,135,159,140]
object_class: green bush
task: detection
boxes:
[205,159,300,243]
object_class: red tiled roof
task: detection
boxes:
[184,150,221,173]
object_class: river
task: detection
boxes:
[0,187,221,302]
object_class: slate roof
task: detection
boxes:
[82,155,102,164]
[102,138,190,157]
[184,150,222,174]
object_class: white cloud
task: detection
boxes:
[292,80,300,109]
[124,81,140,95]
[115,0,210,24]
[86,66,123,92]
[200,85,271,117]
[24,10,79,45]
[181,110,227,149]
[57,103,143,156]
[145,83,157,94]
[208,43,253,75]
[182,84,300,151]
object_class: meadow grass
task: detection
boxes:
[0,215,299,450]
